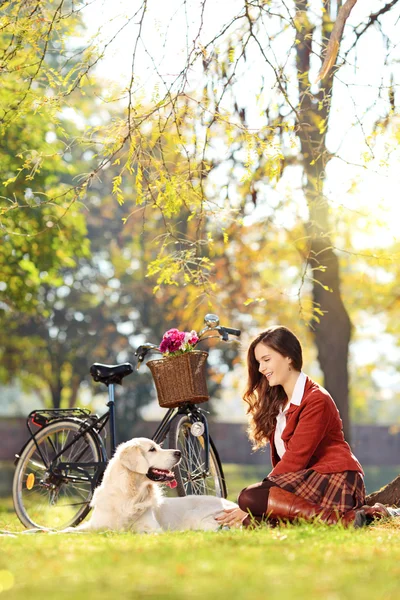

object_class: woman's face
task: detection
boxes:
[254,342,292,387]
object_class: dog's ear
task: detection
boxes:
[119,443,148,474]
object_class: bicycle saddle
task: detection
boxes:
[90,362,133,386]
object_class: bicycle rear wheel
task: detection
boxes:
[168,413,227,498]
[13,419,102,530]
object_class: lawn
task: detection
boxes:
[1,491,400,600]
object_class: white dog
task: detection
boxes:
[68,437,238,533]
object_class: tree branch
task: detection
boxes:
[316,0,358,82]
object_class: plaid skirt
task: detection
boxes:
[267,469,366,513]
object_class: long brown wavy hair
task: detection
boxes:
[243,326,303,449]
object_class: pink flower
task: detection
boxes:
[159,328,199,355]
[187,330,199,346]
[159,329,186,354]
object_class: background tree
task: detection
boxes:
[0,0,95,310]
[1,120,242,425]
[1,1,400,502]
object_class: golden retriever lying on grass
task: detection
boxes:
[66,438,238,533]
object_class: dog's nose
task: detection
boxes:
[174,450,181,458]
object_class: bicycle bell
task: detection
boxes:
[204,313,219,328]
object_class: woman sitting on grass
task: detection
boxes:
[216,326,397,528]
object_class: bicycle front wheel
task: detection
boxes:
[13,419,102,530]
[168,414,227,498]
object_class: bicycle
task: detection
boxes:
[12,313,241,530]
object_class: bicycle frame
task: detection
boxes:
[20,380,120,464]
[16,408,111,494]
[17,380,212,495]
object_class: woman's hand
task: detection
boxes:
[214,507,248,527]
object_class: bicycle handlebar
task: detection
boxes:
[220,326,241,337]
[135,343,162,366]
[135,314,241,368]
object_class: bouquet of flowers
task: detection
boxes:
[148,327,208,408]
[159,328,199,357]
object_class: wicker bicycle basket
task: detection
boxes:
[147,350,209,408]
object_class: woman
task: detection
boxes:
[216,326,388,528]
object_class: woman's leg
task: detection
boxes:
[266,486,366,527]
[268,469,366,519]
[238,473,368,528]
[237,479,279,527]
[237,472,397,528]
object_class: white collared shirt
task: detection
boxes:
[274,371,307,459]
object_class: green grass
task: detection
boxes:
[2,498,400,599]
[2,465,400,600]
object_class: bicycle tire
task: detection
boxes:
[13,419,103,530]
[168,413,227,498]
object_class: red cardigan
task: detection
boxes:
[268,377,364,476]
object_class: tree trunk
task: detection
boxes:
[307,232,352,441]
[50,365,62,409]
[68,375,81,408]
[294,0,352,440]
[365,475,400,507]
[50,384,62,409]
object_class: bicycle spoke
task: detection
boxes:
[177,420,223,497]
